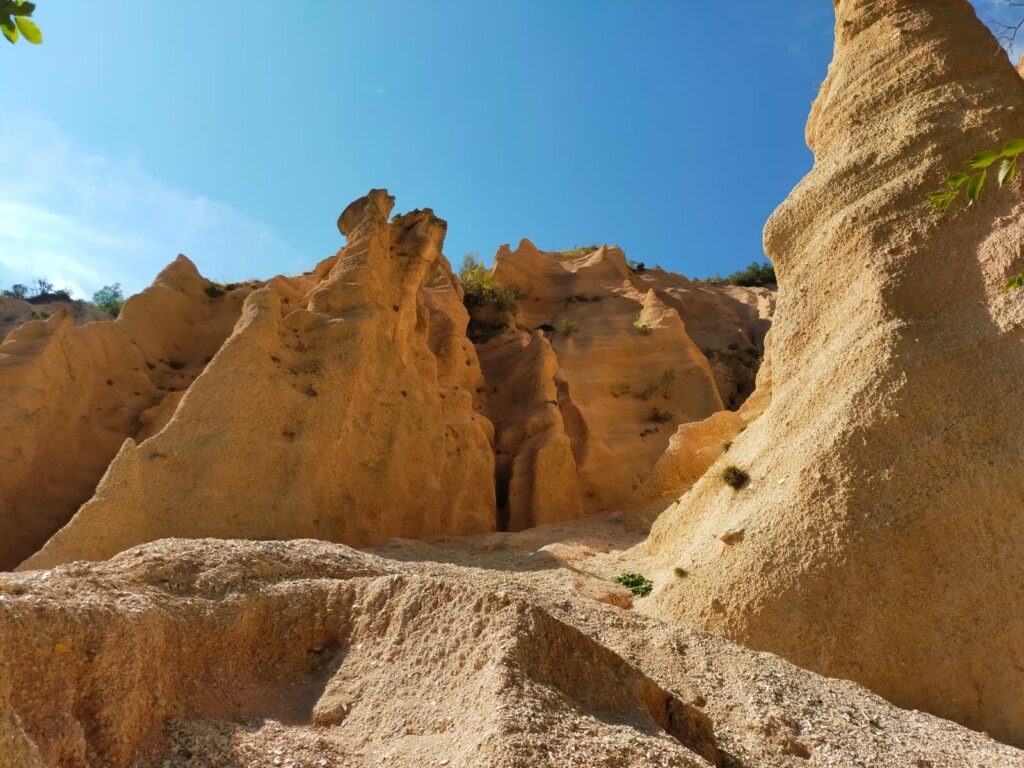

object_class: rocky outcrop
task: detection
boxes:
[0,297,111,342]
[476,329,583,531]
[3,537,1022,768]
[646,273,774,409]
[22,191,496,569]
[644,0,1024,745]
[0,258,252,569]
[486,241,729,515]
[626,338,774,530]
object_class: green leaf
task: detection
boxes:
[927,189,957,214]
[1,1,34,16]
[969,150,1001,169]
[1002,139,1024,157]
[945,172,970,189]
[967,171,987,206]
[13,14,38,43]
[999,156,1018,188]
[1,15,17,43]
[1003,271,1024,292]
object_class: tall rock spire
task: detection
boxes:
[646,0,1024,743]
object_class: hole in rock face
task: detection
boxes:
[494,465,512,532]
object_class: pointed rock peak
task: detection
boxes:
[337,188,396,239]
[158,254,201,279]
[152,254,207,292]
[494,238,550,276]
[570,244,630,278]
[515,238,543,259]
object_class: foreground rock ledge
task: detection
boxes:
[2,537,1022,768]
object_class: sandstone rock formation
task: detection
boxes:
[0,296,110,342]
[644,0,1024,746]
[627,338,774,530]
[483,241,734,516]
[476,329,584,531]
[0,258,252,570]
[3,536,1023,767]
[647,272,774,409]
[22,191,496,569]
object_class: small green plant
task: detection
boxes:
[204,283,230,299]
[927,139,1024,214]
[459,253,521,312]
[91,283,125,317]
[557,317,579,336]
[927,140,1024,291]
[1,1,42,45]
[673,566,688,578]
[628,259,646,273]
[639,368,676,400]
[614,572,653,597]
[632,314,652,334]
[648,407,673,424]
[1005,271,1024,292]
[721,464,749,490]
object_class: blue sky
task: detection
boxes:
[0,1,1014,297]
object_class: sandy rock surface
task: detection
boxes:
[3,528,1022,768]
[0,260,252,570]
[0,297,111,343]
[644,0,1024,745]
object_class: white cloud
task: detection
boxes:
[0,112,299,299]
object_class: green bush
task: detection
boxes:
[91,283,125,317]
[3,278,70,303]
[557,317,579,336]
[632,314,652,334]
[614,572,653,597]
[721,464,749,490]
[725,262,775,287]
[459,253,521,312]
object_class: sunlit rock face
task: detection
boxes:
[481,240,770,521]
[22,190,497,569]
[645,0,1024,745]
[0,257,251,570]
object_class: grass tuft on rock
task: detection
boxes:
[721,464,749,490]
